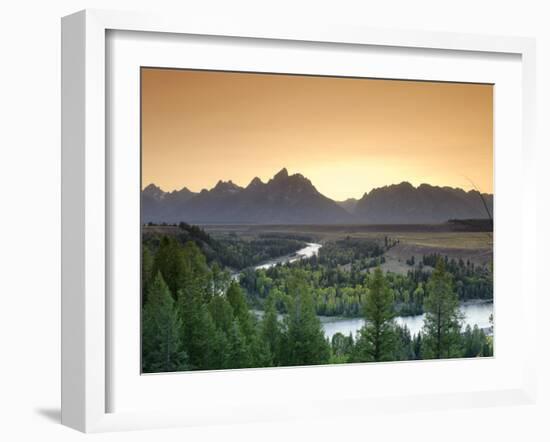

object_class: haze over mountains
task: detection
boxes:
[142,168,493,225]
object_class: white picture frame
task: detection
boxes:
[61,9,537,433]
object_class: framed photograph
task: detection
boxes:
[61,9,537,432]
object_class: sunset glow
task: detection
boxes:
[141,68,493,200]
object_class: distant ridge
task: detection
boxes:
[354,182,493,224]
[142,170,493,225]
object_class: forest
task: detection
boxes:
[141,226,493,373]
[143,222,308,270]
[240,236,492,317]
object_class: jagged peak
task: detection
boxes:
[247,176,264,189]
[171,186,193,194]
[212,179,242,193]
[142,183,166,199]
[143,183,162,192]
[273,168,289,180]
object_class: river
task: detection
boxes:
[320,301,493,340]
[248,242,493,339]
[254,242,322,270]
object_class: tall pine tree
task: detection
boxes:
[141,245,154,306]
[152,236,187,299]
[226,281,268,367]
[176,242,215,369]
[226,320,253,369]
[208,294,234,334]
[261,294,282,365]
[142,272,189,373]
[281,271,330,366]
[352,267,396,362]
[421,259,463,359]
[226,281,256,341]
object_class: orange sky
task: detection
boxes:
[141,68,493,200]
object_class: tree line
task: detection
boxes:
[142,236,492,372]
[241,240,492,318]
[142,222,307,271]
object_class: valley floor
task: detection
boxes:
[200,223,493,270]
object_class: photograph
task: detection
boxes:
[140,67,494,373]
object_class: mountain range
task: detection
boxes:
[142,168,493,225]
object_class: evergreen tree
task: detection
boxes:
[482,335,493,357]
[261,295,282,365]
[152,236,187,299]
[176,243,215,369]
[225,281,270,367]
[226,320,252,369]
[330,332,354,363]
[482,313,494,357]
[394,324,415,361]
[209,327,230,369]
[211,261,231,296]
[353,267,396,362]
[226,281,256,340]
[412,333,423,360]
[226,281,249,319]
[153,237,212,305]
[462,324,485,358]
[142,272,189,372]
[208,294,234,334]
[281,271,330,366]
[421,259,463,359]
[181,241,213,303]
[192,305,219,370]
[207,294,235,369]
[141,246,154,305]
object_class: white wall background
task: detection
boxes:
[0,1,548,440]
